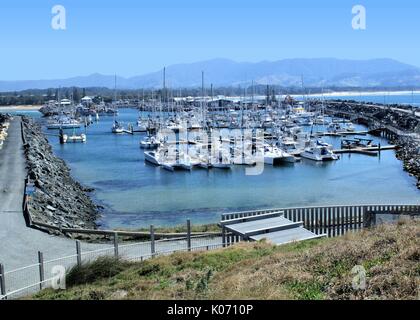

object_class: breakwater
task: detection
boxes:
[324,101,420,188]
[21,117,99,231]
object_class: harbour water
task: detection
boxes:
[1,101,419,229]
[47,109,420,228]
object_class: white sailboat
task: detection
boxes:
[111,120,124,134]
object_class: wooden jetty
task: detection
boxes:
[314,130,368,137]
[333,145,397,156]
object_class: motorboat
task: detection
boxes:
[346,123,356,132]
[63,133,86,143]
[301,140,339,161]
[279,137,304,156]
[327,122,342,133]
[144,151,161,165]
[140,136,160,149]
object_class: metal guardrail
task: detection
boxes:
[0,231,226,300]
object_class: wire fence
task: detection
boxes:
[0,231,226,300]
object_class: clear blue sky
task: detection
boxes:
[0,0,419,80]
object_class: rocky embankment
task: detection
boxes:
[325,101,420,189]
[391,136,420,189]
[22,117,99,231]
[0,113,10,123]
[0,114,11,149]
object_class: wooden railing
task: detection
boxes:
[221,204,420,238]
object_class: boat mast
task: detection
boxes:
[201,71,205,126]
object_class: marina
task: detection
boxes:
[27,103,418,229]
[1,0,420,303]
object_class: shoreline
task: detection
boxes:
[22,116,100,233]
[304,90,420,98]
[0,105,42,110]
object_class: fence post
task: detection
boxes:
[0,263,6,299]
[76,240,82,267]
[113,233,119,258]
[38,251,44,290]
[222,226,226,248]
[150,225,155,257]
[363,208,375,228]
[186,219,191,252]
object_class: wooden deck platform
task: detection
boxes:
[314,130,368,137]
[333,145,397,156]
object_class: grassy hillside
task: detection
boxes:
[32,219,419,300]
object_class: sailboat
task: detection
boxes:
[111,120,124,134]
[110,74,122,133]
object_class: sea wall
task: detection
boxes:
[22,117,99,231]
[0,113,10,122]
[391,136,420,189]
[324,101,420,189]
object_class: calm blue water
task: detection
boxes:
[2,104,419,229]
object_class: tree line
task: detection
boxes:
[1,85,419,106]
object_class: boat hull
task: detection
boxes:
[144,152,160,166]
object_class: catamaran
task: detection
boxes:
[263,144,296,165]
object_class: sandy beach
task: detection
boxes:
[305,90,420,98]
[0,105,41,110]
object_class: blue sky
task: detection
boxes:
[0,0,419,80]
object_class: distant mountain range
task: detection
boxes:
[1,58,420,91]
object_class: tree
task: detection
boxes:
[46,89,53,100]
[72,87,80,102]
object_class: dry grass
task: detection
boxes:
[32,220,419,300]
